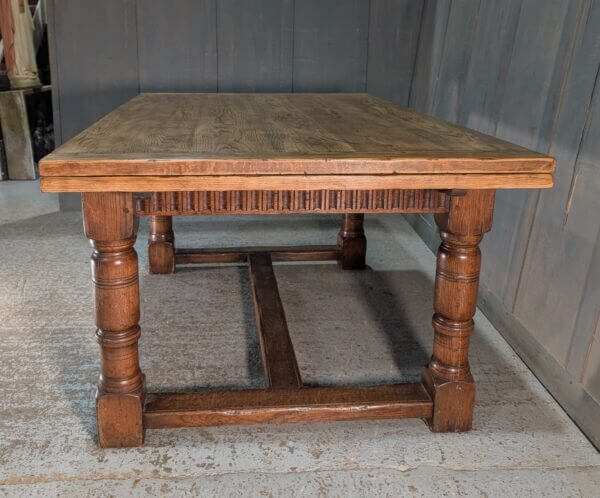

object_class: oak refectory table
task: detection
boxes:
[39,93,555,448]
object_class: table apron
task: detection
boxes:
[135,188,451,216]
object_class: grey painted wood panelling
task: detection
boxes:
[515,0,600,365]
[582,311,600,401]
[430,0,481,122]
[569,228,600,383]
[292,0,370,92]
[49,0,422,140]
[217,0,293,92]
[50,0,139,144]
[409,0,451,113]
[137,0,218,92]
[408,0,600,447]
[457,0,522,134]
[562,49,600,398]
[490,0,581,309]
[366,0,424,105]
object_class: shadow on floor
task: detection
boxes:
[3,211,569,441]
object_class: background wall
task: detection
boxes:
[46,0,599,446]
[47,0,422,154]
[406,0,600,448]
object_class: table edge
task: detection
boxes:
[39,155,556,177]
[40,173,554,193]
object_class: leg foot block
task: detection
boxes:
[148,241,175,274]
[96,391,144,448]
[338,235,366,270]
[421,367,475,432]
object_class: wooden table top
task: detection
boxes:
[40,93,555,192]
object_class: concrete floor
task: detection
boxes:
[0,181,598,497]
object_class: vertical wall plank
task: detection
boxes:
[458,0,523,134]
[576,87,600,397]
[52,0,139,142]
[138,0,217,92]
[293,0,369,92]
[514,0,600,366]
[407,0,600,445]
[581,307,600,401]
[366,0,424,105]
[431,0,481,122]
[477,0,577,307]
[217,0,293,92]
[494,1,578,149]
[499,0,584,308]
[409,0,451,113]
[568,230,600,378]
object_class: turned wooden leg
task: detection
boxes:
[148,215,175,274]
[337,214,366,270]
[83,192,145,448]
[421,190,495,432]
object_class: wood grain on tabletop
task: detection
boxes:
[39,93,555,179]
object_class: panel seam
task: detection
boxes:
[215,0,220,92]
[364,0,372,93]
[511,0,589,312]
[407,0,428,107]
[291,0,296,92]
